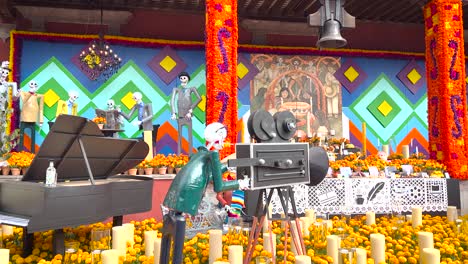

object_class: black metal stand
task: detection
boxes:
[53,229,65,255]
[244,186,305,264]
[21,228,34,257]
[160,211,186,264]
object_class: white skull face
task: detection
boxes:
[68,91,79,102]
[132,92,142,103]
[107,99,115,110]
[29,80,38,92]
[179,75,189,86]
[1,69,9,80]
[204,122,227,150]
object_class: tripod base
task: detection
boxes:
[160,211,186,264]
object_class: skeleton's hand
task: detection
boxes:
[170,113,176,120]
[131,120,142,126]
[185,109,193,120]
[238,176,250,190]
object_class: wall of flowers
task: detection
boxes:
[10,31,429,160]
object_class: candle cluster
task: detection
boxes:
[0,213,466,264]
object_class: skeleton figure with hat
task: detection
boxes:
[170,72,202,156]
[0,61,19,112]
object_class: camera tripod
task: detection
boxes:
[244,186,306,264]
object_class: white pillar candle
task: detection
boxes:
[209,230,223,264]
[326,235,339,264]
[300,217,311,236]
[305,209,316,222]
[412,207,423,228]
[355,248,367,264]
[422,248,440,264]
[112,226,127,257]
[295,255,312,264]
[406,214,413,222]
[228,245,243,264]
[382,145,390,156]
[122,223,135,247]
[0,249,9,264]
[366,211,376,226]
[101,249,118,264]
[402,145,410,159]
[144,231,157,257]
[325,220,333,230]
[262,218,270,233]
[370,233,385,264]
[418,232,434,263]
[153,238,161,264]
[1,225,13,236]
[447,206,458,222]
[263,233,276,257]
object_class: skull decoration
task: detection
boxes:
[132,92,142,103]
[1,61,10,81]
[28,80,39,92]
[107,99,116,110]
[178,72,190,88]
[68,90,79,103]
[204,122,227,150]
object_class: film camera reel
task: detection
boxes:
[242,109,329,187]
[247,110,297,143]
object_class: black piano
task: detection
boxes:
[0,115,154,256]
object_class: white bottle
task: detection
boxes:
[45,160,57,187]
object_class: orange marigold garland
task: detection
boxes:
[424,0,468,180]
[205,0,238,158]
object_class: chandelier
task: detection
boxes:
[79,4,122,81]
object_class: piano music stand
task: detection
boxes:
[0,115,152,256]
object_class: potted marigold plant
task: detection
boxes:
[92,116,106,129]
[152,154,169,175]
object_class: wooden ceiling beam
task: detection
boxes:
[344,0,375,17]
[373,0,412,21]
[0,0,16,21]
[363,0,408,21]
[385,0,424,23]
[303,0,321,15]
[352,0,389,19]
[267,0,294,16]
[257,0,280,15]
[280,0,307,16]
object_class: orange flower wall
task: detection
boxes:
[205,0,238,158]
[424,0,468,179]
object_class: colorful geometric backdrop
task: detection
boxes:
[12,32,428,156]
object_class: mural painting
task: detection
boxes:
[250,54,343,139]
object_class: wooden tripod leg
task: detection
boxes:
[244,215,265,264]
[283,221,288,264]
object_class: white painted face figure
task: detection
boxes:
[1,69,9,81]
[179,75,189,87]
[68,91,79,103]
[28,80,39,93]
[132,92,142,103]
[205,122,227,150]
[107,99,115,110]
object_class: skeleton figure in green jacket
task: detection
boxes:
[160,122,249,264]
[163,122,248,215]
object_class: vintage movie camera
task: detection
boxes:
[228,109,329,190]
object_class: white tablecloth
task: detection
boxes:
[269,178,448,215]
